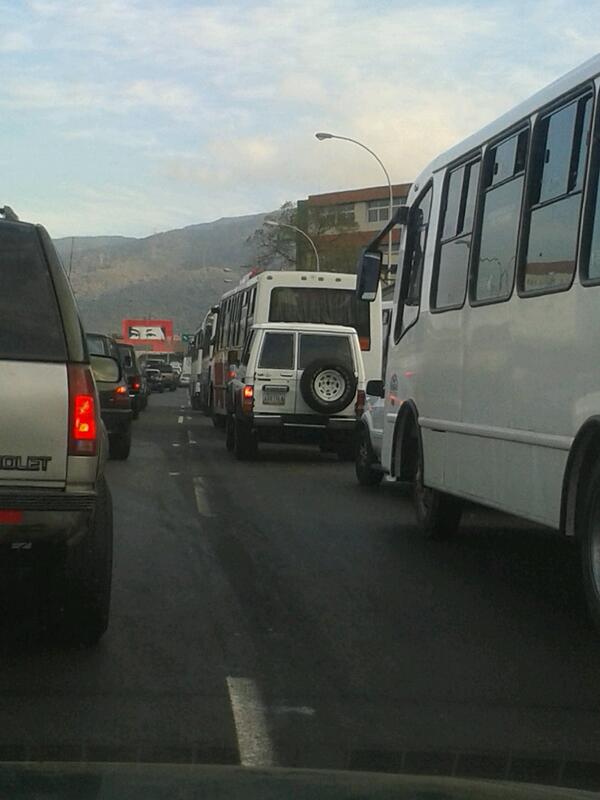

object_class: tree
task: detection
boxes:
[247,200,359,272]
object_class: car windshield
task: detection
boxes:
[5,5,600,796]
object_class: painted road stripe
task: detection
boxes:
[178,415,184,424]
[193,477,214,518]
[226,677,275,767]
[188,430,197,445]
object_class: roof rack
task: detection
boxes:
[0,206,19,222]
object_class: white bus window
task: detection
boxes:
[395,185,432,342]
[473,130,527,303]
[523,93,592,293]
[259,332,295,370]
[433,159,480,310]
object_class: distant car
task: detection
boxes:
[158,363,178,391]
[86,333,133,460]
[0,209,116,643]
[145,367,163,393]
[179,372,191,387]
[116,343,148,418]
[226,323,366,460]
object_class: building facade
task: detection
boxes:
[296,183,411,278]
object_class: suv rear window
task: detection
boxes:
[0,224,67,361]
[298,334,353,370]
[259,332,295,370]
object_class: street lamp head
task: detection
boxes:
[315,132,333,141]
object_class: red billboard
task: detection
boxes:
[121,319,174,351]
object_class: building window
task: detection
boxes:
[367,196,406,223]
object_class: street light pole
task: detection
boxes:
[265,220,320,272]
[315,132,394,282]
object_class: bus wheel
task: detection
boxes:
[414,453,462,540]
[580,459,600,633]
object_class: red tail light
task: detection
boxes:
[228,369,237,380]
[113,385,128,395]
[355,389,366,417]
[67,364,97,456]
[242,384,254,414]
[358,336,370,351]
[132,376,141,391]
[0,510,23,524]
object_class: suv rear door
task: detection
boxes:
[294,332,356,415]
[0,223,69,486]
[253,331,297,415]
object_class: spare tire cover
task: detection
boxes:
[300,358,357,415]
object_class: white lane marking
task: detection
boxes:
[193,476,214,517]
[172,443,181,447]
[186,415,193,421]
[226,677,275,767]
[169,472,180,476]
[178,415,184,424]
[188,430,197,445]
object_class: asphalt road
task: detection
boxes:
[1,390,600,788]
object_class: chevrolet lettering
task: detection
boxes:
[0,455,53,472]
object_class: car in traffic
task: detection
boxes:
[86,333,133,459]
[116,342,148,418]
[0,206,116,644]
[225,323,365,460]
[179,371,191,388]
[146,359,178,391]
[145,367,163,392]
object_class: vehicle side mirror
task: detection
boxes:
[356,249,382,302]
[90,354,121,383]
[366,379,384,398]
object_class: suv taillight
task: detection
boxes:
[241,384,254,414]
[67,364,97,456]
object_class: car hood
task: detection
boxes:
[0,763,595,800]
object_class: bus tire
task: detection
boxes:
[414,445,462,540]
[234,418,257,461]
[579,459,600,633]
[355,426,383,487]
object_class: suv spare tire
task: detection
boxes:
[300,358,357,415]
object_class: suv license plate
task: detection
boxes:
[263,387,287,405]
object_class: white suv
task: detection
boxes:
[226,323,366,460]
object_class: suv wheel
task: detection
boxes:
[53,476,113,646]
[300,359,357,415]
[109,426,132,460]
[234,417,257,460]
[356,427,383,486]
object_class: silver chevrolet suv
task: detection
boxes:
[0,208,120,645]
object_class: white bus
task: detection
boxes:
[188,308,218,412]
[357,54,600,628]
[211,269,382,422]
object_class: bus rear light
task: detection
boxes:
[67,364,97,456]
[242,384,254,414]
[355,389,366,417]
[358,336,370,350]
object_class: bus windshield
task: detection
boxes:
[268,287,371,348]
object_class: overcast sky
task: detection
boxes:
[0,0,598,238]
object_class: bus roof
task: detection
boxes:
[220,269,358,302]
[409,53,600,196]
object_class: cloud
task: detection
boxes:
[0,31,32,52]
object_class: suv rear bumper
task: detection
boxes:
[0,489,97,545]
[253,413,355,430]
